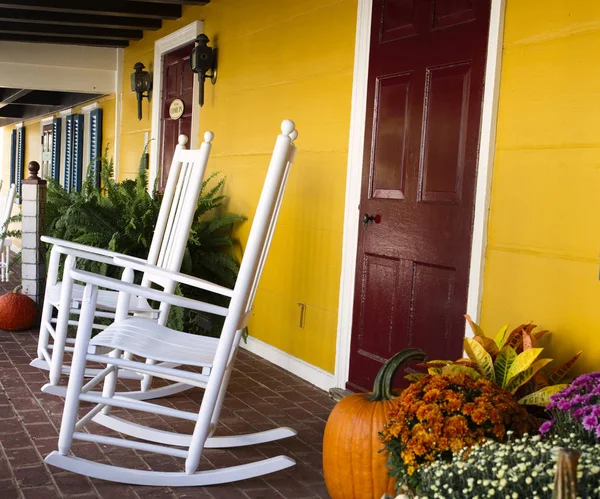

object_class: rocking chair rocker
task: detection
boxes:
[32,133,213,401]
[44,120,299,485]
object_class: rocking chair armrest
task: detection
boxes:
[41,236,147,265]
[113,256,234,298]
[69,269,229,317]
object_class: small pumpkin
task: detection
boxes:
[0,286,38,331]
[323,348,427,499]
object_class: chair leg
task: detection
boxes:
[101,267,133,415]
[209,363,234,435]
[37,301,57,362]
[185,363,232,474]
[49,255,76,386]
[36,248,62,362]
[57,284,98,455]
[100,349,122,416]
[1,245,6,282]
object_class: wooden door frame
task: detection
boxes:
[148,21,203,190]
[334,0,507,389]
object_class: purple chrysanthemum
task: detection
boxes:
[543,372,600,441]
[539,419,554,436]
[582,415,598,432]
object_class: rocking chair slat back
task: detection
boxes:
[0,183,16,233]
[142,132,213,289]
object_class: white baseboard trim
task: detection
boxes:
[241,336,336,392]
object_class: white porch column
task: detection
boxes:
[21,161,47,307]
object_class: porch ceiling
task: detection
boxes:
[0,0,210,48]
[0,88,103,126]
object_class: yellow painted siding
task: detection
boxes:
[119,0,357,372]
[481,0,600,375]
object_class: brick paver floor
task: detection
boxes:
[0,260,335,498]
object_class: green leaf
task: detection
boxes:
[464,338,495,380]
[518,384,568,406]
[506,358,553,394]
[474,335,499,358]
[493,324,509,348]
[465,315,485,338]
[405,373,426,383]
[547,351,583,384]
[506,348,544,383]
[440,364,482,380]
[494,346,517,388]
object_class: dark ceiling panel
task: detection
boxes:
[0,9,162,30]
[0,1,210,48]
[127,0,208,3]
[0,1,183,19]
[0,21,143,40]
[0,89,31,104]
[0,33,129,48]
[0,89,104,122]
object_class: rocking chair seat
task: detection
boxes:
[90,317,218,369]
[46,282,155,315]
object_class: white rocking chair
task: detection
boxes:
[32,133,213,401]
[44,120,298,486]
[0,183,17,282]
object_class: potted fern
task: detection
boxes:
[46,146,245,336]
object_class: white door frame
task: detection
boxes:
[148,21,203,189]
[334,0,507,388]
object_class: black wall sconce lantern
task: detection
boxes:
[131,62,152,121]
[190,34,217,107]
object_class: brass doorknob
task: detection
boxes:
[362,213,381,226]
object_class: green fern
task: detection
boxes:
[46,146,246,336]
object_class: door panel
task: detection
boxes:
[419,63,471,204]
[371,73,412,200]
[159,43,194,192]
[381,0,418,42]
[348,0,491,392]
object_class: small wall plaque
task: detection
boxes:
[169,99,185,120]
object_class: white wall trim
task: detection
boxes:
[40,117,54,126]
[14,122,23,129]
[149,21,203,189]
[59,108,73,117]
[333,0,374,389]
[241,336,336,392]
[465,0,507,328]
[81,102,99,113]
[334,0,507,388]
[11,244,21,254]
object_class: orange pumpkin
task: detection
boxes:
[323,348,427,499]
[0,286,38,331]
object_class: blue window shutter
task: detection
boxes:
[15,127,25,203]
[51,117,62,181]
[64,115,74,193]
[9,129,16,187]
[89,109,103,189]
[72,114,84,193]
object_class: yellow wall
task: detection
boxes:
[120,0,357,372]
[481,0,600,375]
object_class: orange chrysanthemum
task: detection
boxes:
[380,373,537,476]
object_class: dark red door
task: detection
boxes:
[159,43,194,191]
[348,0,491,392]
